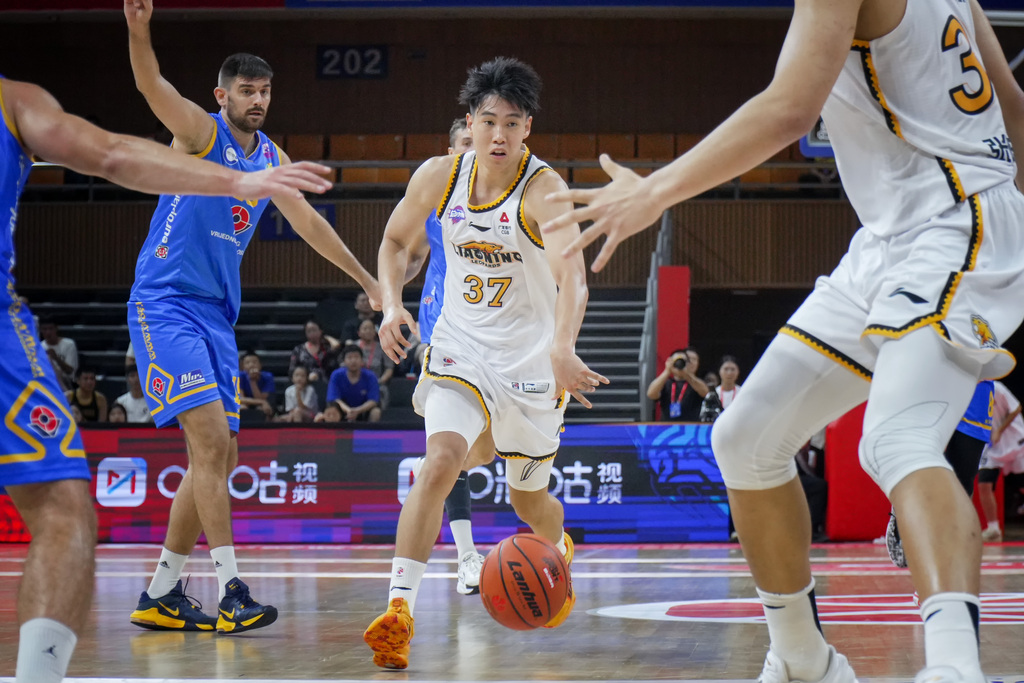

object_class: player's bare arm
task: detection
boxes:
[377,155,452,362]
[526,171,610,408]
[541,0,869,272]
[403,232,430,284]
[8,80,331,200]
[970,0,1024,189]
[271,148,381,308]
[124,0,214,153]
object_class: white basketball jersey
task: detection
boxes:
[822,0,1016,237]
[430,148,560,399]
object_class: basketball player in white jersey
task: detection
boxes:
[543,2,1024,683]
[364,56,607,670]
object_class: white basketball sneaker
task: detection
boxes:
[456,551,485,595]
[758,646,857,683]
[914,665,985,683]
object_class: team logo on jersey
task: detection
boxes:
[512,382,520,390]
[232,205,253,235]
[971,314,998,348]
[151,377,166,398]
[224,146,239,165]
[442,357,456,367]
[154,245,169,260]
[262,142,272,161]
[422,295,434,305]
[454,240,523,268]
[178,370,206,390]
[449,205,466,224]
[28,405,61,438]
[500,212,510,223]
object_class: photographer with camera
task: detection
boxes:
[647,347,709,422]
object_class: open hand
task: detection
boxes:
[551,349,609,409]
[235,161,333,201]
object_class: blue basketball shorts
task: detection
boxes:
[128,296,240,432]
[0,289,89,487]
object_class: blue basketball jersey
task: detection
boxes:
[0,78,31,291]
[0,78,89,486]
[956,380,993,442]
[130,113,281,323]
[417,211,447,344]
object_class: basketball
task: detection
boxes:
[479,533,569,630]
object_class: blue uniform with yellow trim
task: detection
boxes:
[417,212,446,344]
[0,78,88,485]
[956,380,993,443]
[128,113,281,431]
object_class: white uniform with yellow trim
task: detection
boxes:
[413,147,567,492]
[787,0,1024,381]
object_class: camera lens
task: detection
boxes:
[673,358,686,369]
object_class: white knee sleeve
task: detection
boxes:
[712,334,868,490]
[858,329,979,497]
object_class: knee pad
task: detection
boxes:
[711,402,798,491]
[858,401,953,497]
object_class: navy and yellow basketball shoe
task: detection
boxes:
[216,578,278,634]
[130,579,217,631]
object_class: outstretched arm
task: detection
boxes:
[272,148,381,309]
[542,0,862,271]
[124,0,215,153]
[8,80,331,200]
[527,172,609,408]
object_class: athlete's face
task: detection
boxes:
[218,77,271,135]
[468,96,531,168]
[448,125,473,155]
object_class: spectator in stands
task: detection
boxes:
[239,351,276,419]
[716,355,742,410]
[314,400,345,423]
[39,315,79,390]
[356,319,396,406]
[289,319,340,384]
[108,403,128,424]
[341,292,382,344]
[277,366,318,423]
[646,347,709,421]
[65,366,108,423]
[326,345,381,422]
[115,363,154,424]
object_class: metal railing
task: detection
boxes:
[638,209,673,422]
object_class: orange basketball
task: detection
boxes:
[479,533,569,630]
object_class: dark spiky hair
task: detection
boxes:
[218,53,273,88]
[458,57,541,116]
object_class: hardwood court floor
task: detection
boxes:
[0,542,1023,682]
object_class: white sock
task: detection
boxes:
[450,520,477,558]
[16,618,76,683]
[921,593,981,674]
[210,546,239,601]
[146,547,188,599]
[757,579,830,682]
[555,530,567,557]
[986,520,1000,532]
[388,557,427,616]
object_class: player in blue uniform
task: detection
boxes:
[0,74,330,683]
[124,0,380,635]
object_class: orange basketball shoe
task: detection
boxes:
[364,597,415,669]
[544,532,575,628]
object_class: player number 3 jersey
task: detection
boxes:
[429,148,559,394]
[822,0,1016,237]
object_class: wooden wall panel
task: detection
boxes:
[14,200,860,291]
